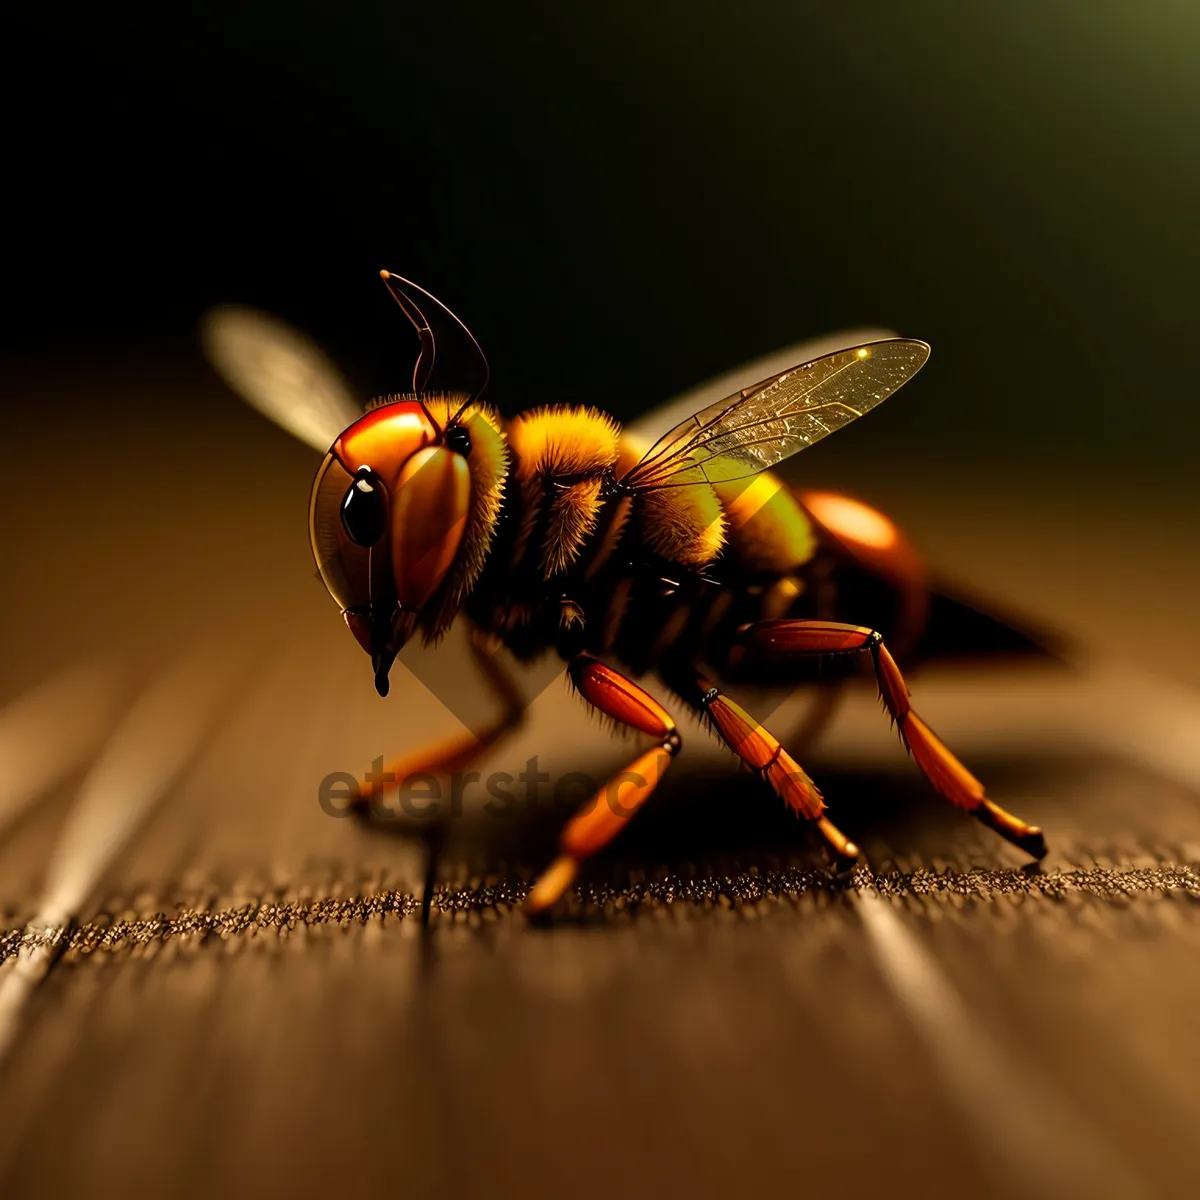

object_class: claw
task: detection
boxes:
[975,799,1047,860]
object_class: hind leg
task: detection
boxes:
[732,619,1047,858]
[769,489,929,753]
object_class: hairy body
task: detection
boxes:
[205,277,1047,917]
[462,401,833,674]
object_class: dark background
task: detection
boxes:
[4,9,1200,1198]
[8,1,1199,470]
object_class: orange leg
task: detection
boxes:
[353,626,525,818]
[775,490,929,757]
[734,620,1047,858]
[524,656,681,916]
[352,628,526,925]
[661,663,861,868]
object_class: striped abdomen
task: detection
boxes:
[466,405,824,674]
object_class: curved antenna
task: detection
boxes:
[379,271,491,419]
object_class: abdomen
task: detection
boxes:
[577,467,826,675]
[469,404,918,675]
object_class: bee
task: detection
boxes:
[204,271,1046,916]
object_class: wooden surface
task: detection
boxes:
[0,345,1198,1199]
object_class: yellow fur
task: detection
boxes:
[418,394,510,639]
[507,407,621,577]
[542,477,605,578]
[616,431,725,566]
[583,493,633,580]
[619,433,812,571]
[508,406,621,479]
[639,485,726,566]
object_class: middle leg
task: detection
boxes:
[660,659,861,868]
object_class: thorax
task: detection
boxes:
[465,404,822,671]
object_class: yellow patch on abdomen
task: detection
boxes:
[713,472,817,574]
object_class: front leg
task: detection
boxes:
[524,655,682,915]
[351,624,526,816]
[345,625,527,924]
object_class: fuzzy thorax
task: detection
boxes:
[508,406,621,579]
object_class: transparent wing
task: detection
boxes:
[623,326,897,448]
[201,306,361,453]
[622,338,930,491]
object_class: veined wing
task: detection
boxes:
[622,338,930,491]
[201,306,361,453]
[624,326,897,448]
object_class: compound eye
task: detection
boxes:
[444,423,472,456]
[340,466,388,546]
